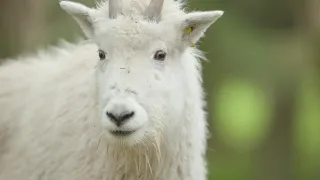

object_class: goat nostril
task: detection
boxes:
[122,111,135,120]
[106,112,118,122]
[106,111,135,126]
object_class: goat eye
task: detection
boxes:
[98,50,106,60]
[154,50,166,61]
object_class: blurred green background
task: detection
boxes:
[0,0,319,179]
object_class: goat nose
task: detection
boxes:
[106,111,135,127]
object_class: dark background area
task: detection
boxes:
[0,0,319,179]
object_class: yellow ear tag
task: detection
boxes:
[191,43,196,47]
[184,27,193,34]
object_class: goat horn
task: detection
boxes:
[144,0,164,22]
[109,0,122,19]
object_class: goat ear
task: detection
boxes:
[181,11,224,47]
[60,1,95,38]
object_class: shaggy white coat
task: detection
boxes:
[0,0,223,179]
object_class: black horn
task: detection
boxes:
[144,0,164,22]
[109,0,122,19]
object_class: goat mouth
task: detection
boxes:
[109,130,136,136]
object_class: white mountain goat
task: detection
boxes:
[0,0,223,179]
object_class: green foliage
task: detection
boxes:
[214,79,272,151]
[293,75,320,179]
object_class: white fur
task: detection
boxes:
[0,0,223,179]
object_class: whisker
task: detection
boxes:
[96,132,104,153]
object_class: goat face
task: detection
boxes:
[94,21,181,146]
